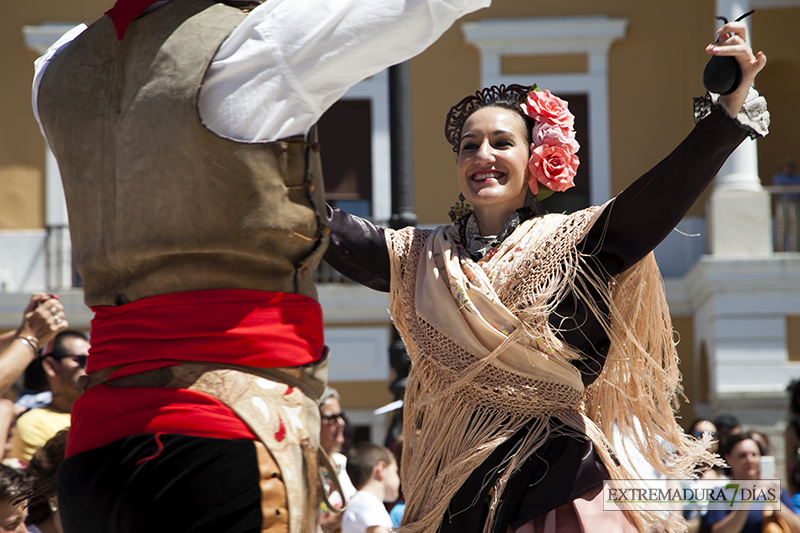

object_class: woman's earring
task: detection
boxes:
[448,193,472,222]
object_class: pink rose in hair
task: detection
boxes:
[521,90,575,130]
[528,143,579,194]
[533,123,580,153]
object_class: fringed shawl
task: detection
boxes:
[385,205,718,533]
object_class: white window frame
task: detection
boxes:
[462,16,627,205]
[340,72,391,224]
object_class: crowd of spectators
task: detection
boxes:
[0,294,82,532]
[3,294,800,533]
[684,409,800,533]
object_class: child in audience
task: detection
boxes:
[342,443,400,533]
[0,463,31,532]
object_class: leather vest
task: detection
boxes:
[37,0,329,307]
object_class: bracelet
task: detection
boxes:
[16,335,40,356]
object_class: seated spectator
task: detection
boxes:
[685,419,727,533]
[388,437,405,528]
[25,429,68,533]
[342,442,400,533]
[688,418,725,480]
[0,463,31,533]
[747,430,772,457]
[714,413,743,449]
[9,331,88,464]
[0,401,15,465]
[15,357,53,415]
[319,387,356,530]
[705,434,800,533]
[0,294,67,396]
[786,380,800,508]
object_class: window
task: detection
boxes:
[537,93,591,214]
[318,99,373,218]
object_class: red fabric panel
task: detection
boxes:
[105,0,160,39]
[87,289,324,372]
[67,386,257,457]
[68,289,323,457]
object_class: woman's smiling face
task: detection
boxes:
[457,106,530,222]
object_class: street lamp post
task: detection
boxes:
[386,61,416,447]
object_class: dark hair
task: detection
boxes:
[25,429,68,525]
[444,84,534,153]
[688,418,715,432]
[789,380,800,415]
[713,413,741,431]
[720,433,763,459]
[0,464,31,502]
[392,436,403,471]
[23,357,49,391]
[345,442,394,490]
[48,330,89,358]
[746,430,772,456]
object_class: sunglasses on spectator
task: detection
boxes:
[691,430,715,438]
[48,353,88,368]
[321,411,345,423]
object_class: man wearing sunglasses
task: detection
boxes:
[9,331,89,464]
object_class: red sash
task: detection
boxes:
[67,289,324,457]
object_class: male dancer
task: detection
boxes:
[33,0,491,531]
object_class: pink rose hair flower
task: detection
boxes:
[521,89,575,131]
[533,122,580,153]
[520,85,580,196]
[528,143,579,195]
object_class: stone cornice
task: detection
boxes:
[462,16,628,58]
[685,254,800,313]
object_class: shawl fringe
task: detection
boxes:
[386,207,720,533]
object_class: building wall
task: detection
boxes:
[0,0,107,230]
[753,7,800,182]
[5,2,799,233]
[409,1,800,225]
[4,3,800,226]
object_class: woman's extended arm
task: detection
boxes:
[324,205,391,292]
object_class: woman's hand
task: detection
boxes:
[706,21,767,116]
[16,292,68,348]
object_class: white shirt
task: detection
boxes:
[341,491,393,533]
[32,0,491,142]
[334,452,358,501]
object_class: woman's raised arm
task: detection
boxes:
[583,21,767,277]
[324,205,392,292]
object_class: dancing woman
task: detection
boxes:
[325,22,768,533]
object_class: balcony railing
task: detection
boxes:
[46,225,354,289]
[766,184,800,253]
[314,260,353,284]
[45,224,80,290]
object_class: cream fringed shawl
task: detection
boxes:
[385,206,718,533]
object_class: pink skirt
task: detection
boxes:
[509,486,639,533]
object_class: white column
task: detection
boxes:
[45,146,72,289]
[714,0,761,193]
[707,0,772,254]
[23,24,78,289]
